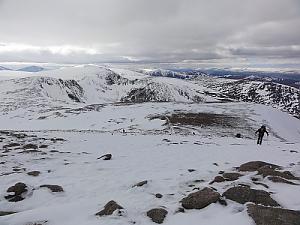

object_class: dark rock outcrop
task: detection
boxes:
[247,204,300,225]
[238,161,281,172]
[181,187,220,209]
[223,172,243,181]
[267,176,299,185]
[223,186,279,206]
[257,166,299,180]
[147,208,168,224]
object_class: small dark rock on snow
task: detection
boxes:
[95,200,123,216]
[132,180,148,187]
[97,154,112,160]
[146,208,168,224]
[27,171,41,177]
[40,184,64,192]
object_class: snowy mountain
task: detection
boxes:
[17,66,45,72]
[0,65,300,225]
[0,66,11,71]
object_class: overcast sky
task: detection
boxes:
[0,0,300,68]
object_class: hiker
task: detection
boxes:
[255,125,269,145]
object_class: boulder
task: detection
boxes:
[258,166,299,180]
[147,208,168,224]
[238,161,281,172]
[95,200,123,216]
[181,187,220,209]
[209,176,226,184]
[223,186,279,206]
[223,172,243,181]
[40,184,64,192]
[247,204,300,225]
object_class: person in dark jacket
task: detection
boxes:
[255,125,269,145]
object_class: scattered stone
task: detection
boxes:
[95,200,123,216]
[235,133,242,138]
[50,138,65,142]
[238,161,281,172]
[251,177,261,182]
[27,171,41,177]
[133,180,148,187]
[175,207,185,213]
[3,143,21,148]
[290,150,298,153]
[5,182,28,202]
[39,145,48,148]
[209,176,226,184]
[20,149,42,154]
[193,179,205,183]
[223,172,243,181]
[258,166,299,180]
[97,153,112,160]
[213,163,219,166]
[146,208,168,224]
[223,186,279,206]
[155,193,163,198]
[218,171,225,174]
[218,197,228,206]
[23,144,38,149]
[40,184,64,192]
[50,150,59,153]
[0,211,17,216]
[25,220,48,225]
[7,182,27,195]
[188,169,196,172]
[247,204,300,225]
[181,187,220,209]
[267,176,299,185]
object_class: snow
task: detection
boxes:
[0,65,299,225]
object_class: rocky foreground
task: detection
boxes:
[1,129,300,225]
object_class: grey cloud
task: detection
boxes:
[0,0,299,66]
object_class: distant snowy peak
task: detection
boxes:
[17,66,45,72]
[141,69,199,79]
[0,66,12,71]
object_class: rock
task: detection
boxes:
[218,198,228,206]
[235,133,242,138]
[5,195,25,202]
[146,208,168,224]
[218,171,225,174]
[267,176,299,185]
[155,193,163,198]
[7,182,27,195]
[223,186,279,206]
[3,143,21,148]
[175,207,185,213]
[209,176,226,184]
[223,172,243,181]
[181,187,220,209]
[40,184,64,192]
[247,204,300,225]
[0,211,17,216]
[95,200,123,216]
[39,145,48,148]
[188,169,196,172]
[132,180,148,187]
[27,171,41,177]
[97,154,112,160]
[258,166,299,180]
[23,144,38,149]
[239,161,281,172]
